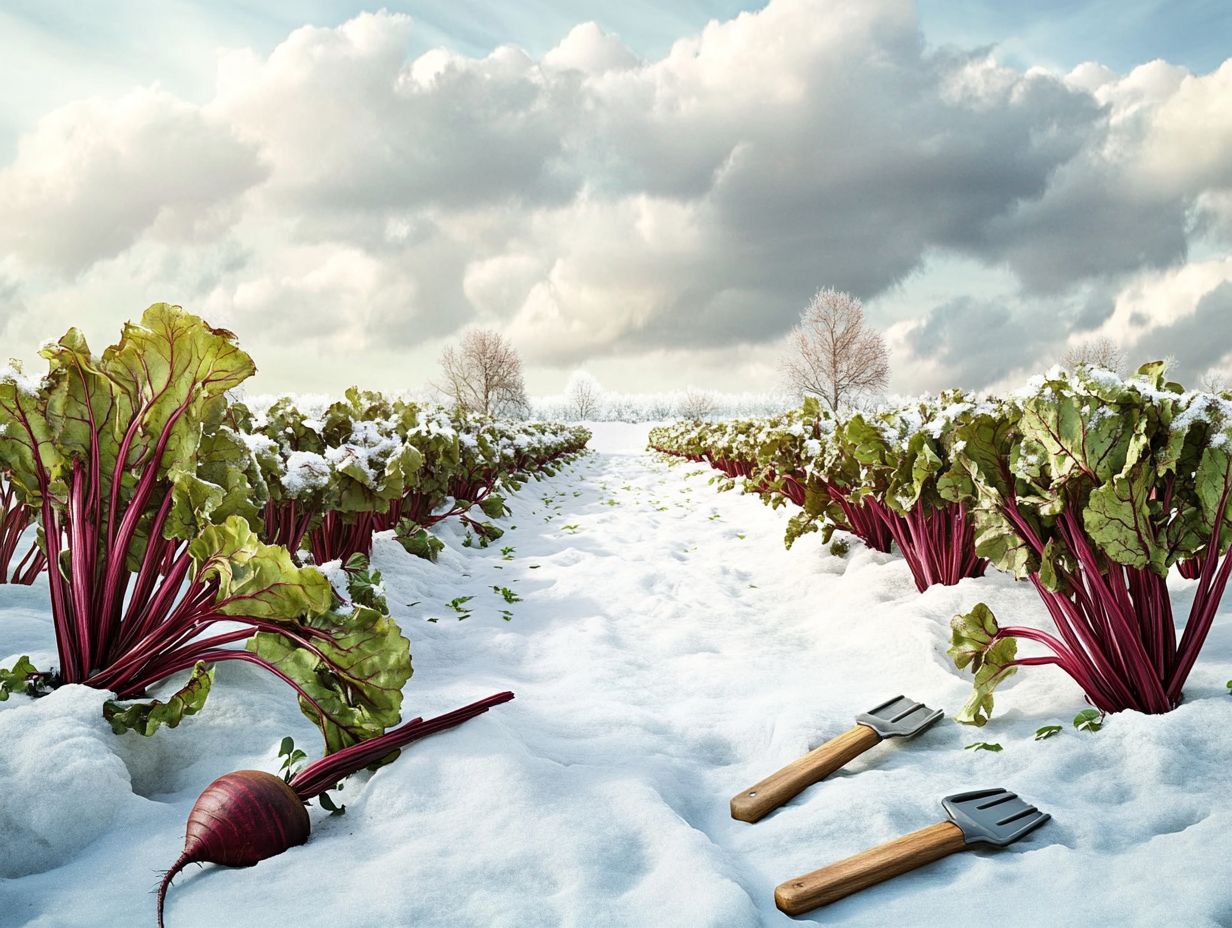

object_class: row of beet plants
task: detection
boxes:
[240,388,588,567]
[650,392,988,586]
[0,304,588,755]
[650,364,1232,726]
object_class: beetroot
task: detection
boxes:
[157,770,309,924]
[157,691,514,926]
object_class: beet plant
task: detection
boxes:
[836,392,989,591]
[0,305,412,747]
[240,390,420,564]
[947,363,1232,722]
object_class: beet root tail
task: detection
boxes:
[156,852,191,928]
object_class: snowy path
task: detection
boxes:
[3,423,1232,927]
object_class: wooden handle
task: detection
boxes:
[774,820,966,915]
[730,724,881,823]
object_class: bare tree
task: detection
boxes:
[1063,336,1124,374]
[437,329,529,417]
[565,370,602,420]
[1201,370,1231,394]
[781,288,889,413]
[677,388,717,420]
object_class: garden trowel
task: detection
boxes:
[774,787,1050,915]
[730,695,942,823]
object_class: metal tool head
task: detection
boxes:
[854,695,943,739]
[943,788,1050,847]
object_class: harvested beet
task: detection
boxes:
[157,770,308,925]
[157,691,514,926]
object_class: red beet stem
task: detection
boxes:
[289,691,514,800]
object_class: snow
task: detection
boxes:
[0,364,43,397]
[280,450,331,495]
[237,429,278,459]
[2,422,1232,926]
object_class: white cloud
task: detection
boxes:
[0,88,265,273]
[0,0,1229,395]
[544,23,638,74]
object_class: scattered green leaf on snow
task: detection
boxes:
[492,586,522,604]
[1073,709,1104,732]
[447,596,474,619]
[965,741,1003,752]
[1034,725,1062,741]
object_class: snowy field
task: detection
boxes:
[2,422,1231,927]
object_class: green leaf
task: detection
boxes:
[1021,387,1135,483]
[949,411,1016,501]
[1084,463,1166,574]
[0,368,61,507]
[341,554,388,613]
[103,304,255,478]
[948,603,999,672]
[479,494,507,519]
[103,662,214,736]
[1034,725,1062,741]
[189,516,334,620]
[394,519,445,561]
[936,468,974,504]
[492,585,522,604]
[1196,443,1232,545]
[279,747,307,774]
[972,507,1038,577]
[247,603,413,754]
[1073,708,1103,732]
[471,520,504,542]
[949,603,1018,726]
[965,741,1003,752]
[192,412,267,529]
[163,467,226,543]
[317,790,346,815]
[0,656,42,701]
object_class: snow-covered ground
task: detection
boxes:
[3,422,1231,927]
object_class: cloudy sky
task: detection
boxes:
[1,0,1230,397]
